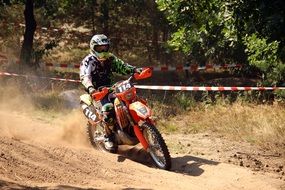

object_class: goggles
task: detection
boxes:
[94,45,109,53]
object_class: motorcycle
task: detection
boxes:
[80,68,171,170]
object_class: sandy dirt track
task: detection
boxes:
[0,109,284,190]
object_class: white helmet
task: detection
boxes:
[90,34,111,61]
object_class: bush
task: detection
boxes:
[243,33,285,86]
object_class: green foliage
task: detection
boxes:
[0,3,23,40]
[156,0,240,64]
[275,90,285,103]
[1,0,177,66]
[174,92,196,110]
[156,0,285,70]
[244,34,285,85]
[33,40,59,66]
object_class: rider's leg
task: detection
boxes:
[100,94,117,150]
[80,93,116,151]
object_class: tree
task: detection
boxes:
[19,0,36,69]
[2,0,172,67]
[156,0,285,85]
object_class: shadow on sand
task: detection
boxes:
[171,155,219,176]
[117,145,219,176]
[117,145,154,167]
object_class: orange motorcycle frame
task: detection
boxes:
[115,89,152,150]
[91,68,153,150]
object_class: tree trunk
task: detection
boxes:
[91,0,97,33]
[162,26,170,65]
[101,0,109,35]
[19,0,36,70]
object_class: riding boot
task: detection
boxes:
[101,104,117,151]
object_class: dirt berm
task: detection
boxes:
[0,108,284,190]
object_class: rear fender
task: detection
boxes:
[129,101,151,123]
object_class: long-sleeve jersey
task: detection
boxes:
[79,53,135,91]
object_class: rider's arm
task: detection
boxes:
[80,55,96,93]
[111,55,136,75]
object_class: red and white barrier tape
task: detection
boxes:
[0,53,8,65]
[44,63,242,71]
[1,72,284,91]
[134,85,285,91]
[1,51,241,72]
[0,52,20,65]
[149,64,242,71]
[0,53,8,59]
[45,62,80,69]
[0,72,80,83]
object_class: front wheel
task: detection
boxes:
[142,122,171,170]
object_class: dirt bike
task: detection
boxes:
[80,68,171,170]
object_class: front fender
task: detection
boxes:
[80,94,92,106]
[129,101,151,122]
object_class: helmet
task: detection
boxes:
[90,34,111,61]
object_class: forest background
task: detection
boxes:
[0,0,284,87]
[0,0,285,157]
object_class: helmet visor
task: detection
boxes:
[94,45,109,53]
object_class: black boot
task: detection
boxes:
[103,133,117,152]
[104,134,114,149]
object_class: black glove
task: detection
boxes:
[134,67,143,74]
[87,86,96,94]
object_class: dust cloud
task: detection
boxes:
[56,110,90,147]
[0,82,90,148]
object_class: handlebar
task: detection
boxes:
[91,67,152,101]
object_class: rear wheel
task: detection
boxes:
[86,122,117,153]
[142,122,171,170]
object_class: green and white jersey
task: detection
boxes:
[80,53,135,91]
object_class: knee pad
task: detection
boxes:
[102,103,115,123]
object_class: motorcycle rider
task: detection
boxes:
[79,34,141,151]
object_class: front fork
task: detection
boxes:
[133,125,149,150]
[133,117,156,151]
